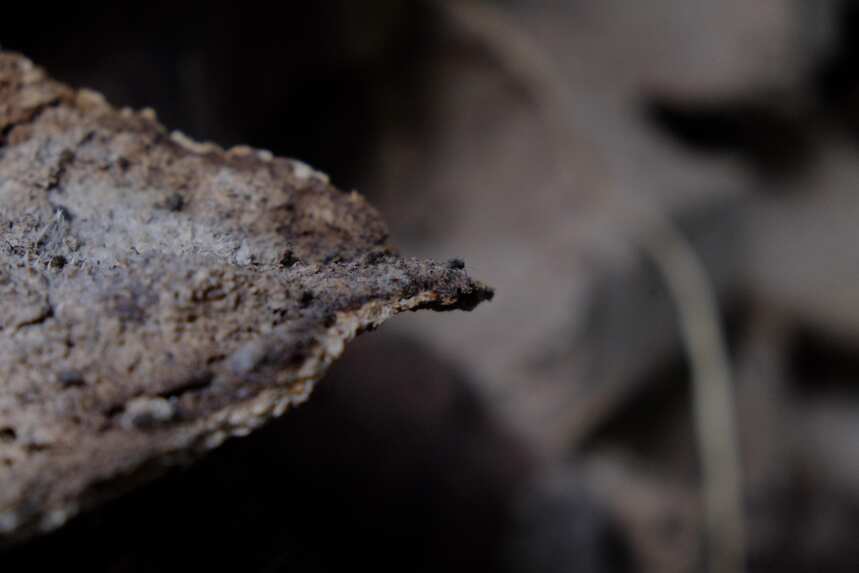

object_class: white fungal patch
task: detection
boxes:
[41,506,74,531]
[290,160,329,184]
[292,161,314,181]
[44,178,252,267]
[120,397,176,430]
[170,131,219,155]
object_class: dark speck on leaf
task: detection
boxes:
[57,370,86,388]
[164,193,185,212]
[49,255,67,269]
[448,258,466,270]
[300,291,315,307]
[279,250,298,268]
[365,250,387,265]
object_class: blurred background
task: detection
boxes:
[3,1,859,571]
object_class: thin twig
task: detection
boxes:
[644,221,746,573]
[436,2,746,571]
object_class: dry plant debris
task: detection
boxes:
[0,52,492,543]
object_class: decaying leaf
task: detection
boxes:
[0,52,492,543]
